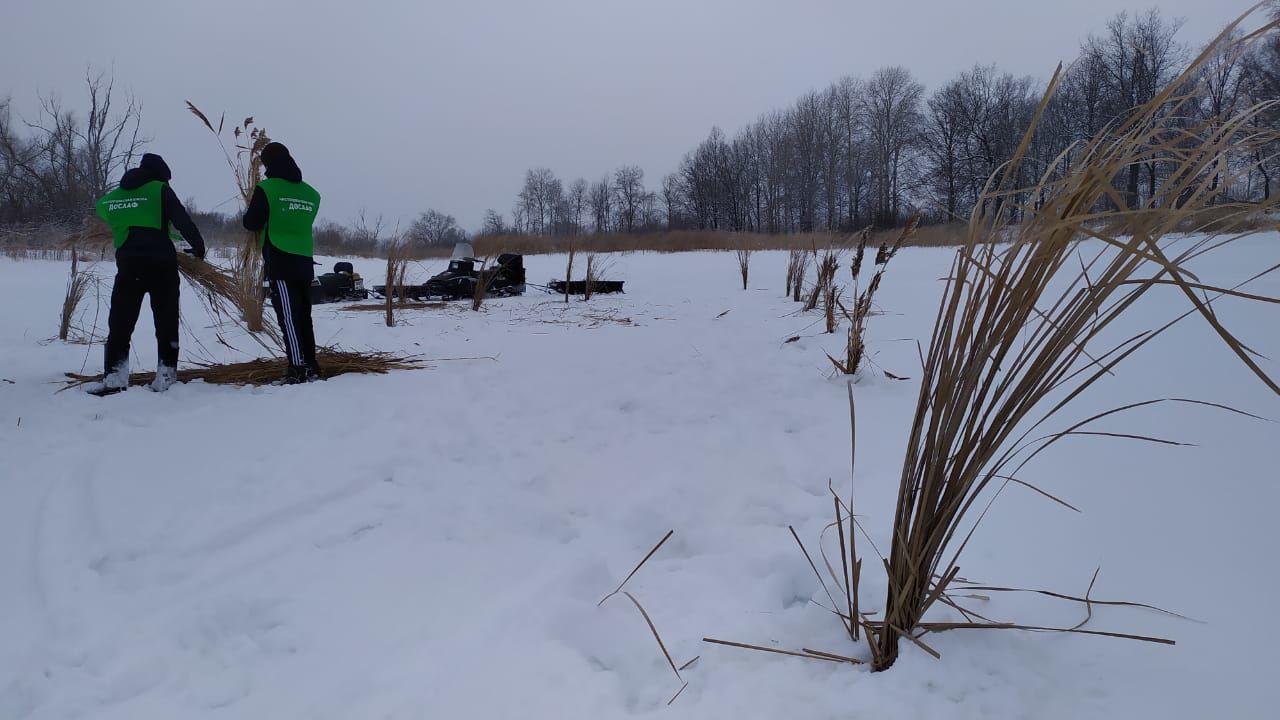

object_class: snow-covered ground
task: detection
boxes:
[1,238,1277,719]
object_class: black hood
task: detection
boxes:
[261,142,302,183]
[120,153,173,189]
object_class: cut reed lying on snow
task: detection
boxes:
[62,347,424,389]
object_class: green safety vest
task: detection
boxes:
[95,181,166,249]
[258,177,321,257]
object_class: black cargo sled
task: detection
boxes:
[261,261,369,304]
[546,279,625,295]
[373,253,526,301]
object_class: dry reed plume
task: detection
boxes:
[804,247,840,312]
[828,219,915,375]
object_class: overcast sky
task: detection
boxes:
[2,0,1245,231]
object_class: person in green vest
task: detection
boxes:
[242,142,322,384]
[90,153,206,396]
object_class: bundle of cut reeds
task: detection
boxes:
[63,347,424,389]
[175,252,283,353]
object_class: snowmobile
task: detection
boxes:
[314,261,369,303]
[260,261,369,305]
[374,253,527,301]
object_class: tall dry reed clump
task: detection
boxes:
[471,256,492,311]
[805,246,840,314]
[59,249,92,341]
[841,16,1280,672]
[584,253,600,300]
[384,238,410,327]
[786,249,809,301]
[564,241,577,304]
[701,12,1280,675]
[186,103,273,336]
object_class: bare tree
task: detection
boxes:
[567,178,588,235]
[0,69,145,225]
[408,208,465,247]
[923,78,968,219]
[588,176,612,233]
[479,209,507,236]
[661,173,684,229]
[518,167,559,235]
[1083,9,1185,207]
[351,210,387,247]
[612,165,645,233]
[76,70,145,200]
[863,66,924,226]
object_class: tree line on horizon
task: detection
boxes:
[3,8,1279,251]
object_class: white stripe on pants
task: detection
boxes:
[277,280,303,366]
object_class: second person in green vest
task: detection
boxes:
[243,142,322,384]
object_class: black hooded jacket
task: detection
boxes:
[115,153,206,260]
[243,147,314,281]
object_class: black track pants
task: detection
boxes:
[104,255,180,374]
[269,278,316,368]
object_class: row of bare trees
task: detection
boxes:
[669,9,1280,233]
[6,10,1280,245]
[481,164,663,238]
[1,71,145,227]
[481,9,1280,240]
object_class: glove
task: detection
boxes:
[183,246,206,260]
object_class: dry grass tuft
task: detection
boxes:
[63,347,423,389]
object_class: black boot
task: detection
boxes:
[283,365,308,385]
[305,359,323,382]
